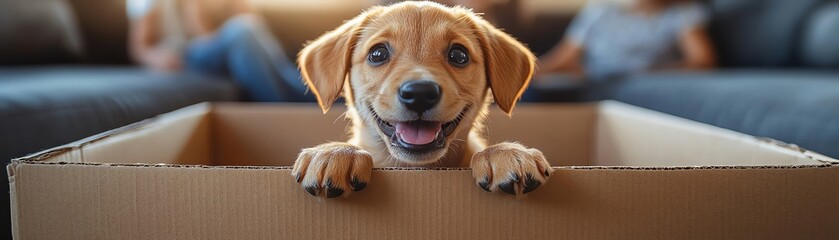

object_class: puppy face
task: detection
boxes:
[299,2,534,166]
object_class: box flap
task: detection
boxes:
[81,103,213,165]
[12,103,214,165]
[594,101,824,166]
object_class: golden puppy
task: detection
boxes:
[292,1,552,198]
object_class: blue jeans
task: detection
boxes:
[184,15,312,102]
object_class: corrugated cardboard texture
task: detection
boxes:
[9,163,839,239]
[10,101,839,239]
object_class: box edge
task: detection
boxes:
[12,103,215,163]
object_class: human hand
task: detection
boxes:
[147,49,183,72]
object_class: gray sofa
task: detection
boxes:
[0,67,239,162]
[592,70,839,158]
[526,0,839,158]
[0,1,239,236]
[601,0,839,157]
[0,0,241,164]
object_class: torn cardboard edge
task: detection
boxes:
[754,137,839,164]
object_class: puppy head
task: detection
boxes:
[299,2,534,165]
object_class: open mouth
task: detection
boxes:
[371,106,468,153]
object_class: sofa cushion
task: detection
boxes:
[595,70,839,158]
[0,0,84,65]
[0,66,239,162]
[708,0,824,67]
[68,0,131,64]
[800,2,839,68]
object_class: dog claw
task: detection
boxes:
[523,174,541,194]
[324,179,345,198]
[497,173,520,194]
[478,176,491,192]
[498,180,517,195]
[479,182,491,192]
[304,185,320,196]
[350,177,367,191]
[326,187,344,198]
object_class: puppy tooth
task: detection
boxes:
[326,187,345,198]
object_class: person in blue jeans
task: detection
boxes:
[127,0,310,102]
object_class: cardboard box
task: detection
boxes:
[8,101,839,239]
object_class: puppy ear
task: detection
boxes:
[477,19,535,115]
[298,10,375,113]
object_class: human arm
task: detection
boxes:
[535,3,608,79]
[537,40,585,77]
[128,2,182,71]
[659,3,717,70]
[676,26,716,69]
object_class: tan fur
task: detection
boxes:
[293,2,552,198]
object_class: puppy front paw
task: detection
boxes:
[291,142,373,198]
[470,142,553,196]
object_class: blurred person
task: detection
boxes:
[538,0,716,81]
[128,0,309,102]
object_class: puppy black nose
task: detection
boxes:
[399,80,441,114]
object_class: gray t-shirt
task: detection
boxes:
[566,2,710,80]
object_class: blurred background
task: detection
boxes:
[1,0,838,237]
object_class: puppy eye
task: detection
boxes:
[368,44,390,66]
[447,44,469,67]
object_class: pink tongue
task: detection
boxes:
[395,121,443,145]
